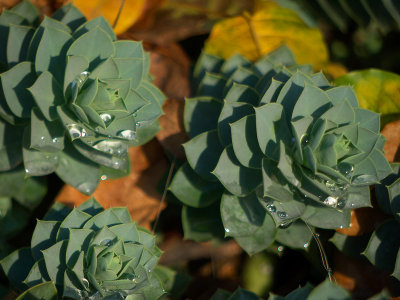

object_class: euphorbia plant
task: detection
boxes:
[0,1,165,195]
[170,45,392,254]
[0,198,168,299]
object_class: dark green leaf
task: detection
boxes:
[169,163,223,208]
[16,281,57,300]
[0,248,34,291]
[363,219,400,272]
[213,146,262,196]
[184,97,222,138]
[184,130,224,181]
[276,220,312,249]
[221,192,265,237]
[182,203,224,242]
[1,61,36,118]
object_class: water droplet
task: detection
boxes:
[301,134,309,146]
[352,174,377,185]
[100,239,112,246]
[225,228,230,233]
[267,204,276,213]
[82,278,90,289]
[40,136,45,141]
[325,180,348,200]
[277,211,287,219]
[76,182,93,195]
[67,124,86,140]
[277,245,284,252]
[279,221,292,229]
[93,140,127,157]
[337,199,346,209]
[100,113,113,126]
[101,174,107,180]
[117,129,136,141]
[25,168,30,174]
[338,162,354,179]
[70,71,90,101]
[304,242,310,248]
[324,196,338,208]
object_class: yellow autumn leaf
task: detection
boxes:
[334,69,400,127]
[72,0,146,35]
[204,1,328,70]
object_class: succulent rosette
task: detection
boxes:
[169,46,392,254]
[0,198,167,300]
[0,1,165,194]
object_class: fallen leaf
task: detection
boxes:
[204,1,328,69]
[156,98,188,159]
[0,0,20,12]
[55,139,168,230]
[147,42,191,100]
[126,0,255,45]
[66,0,158,35]
[334,69,400,128]
[1,0,55,15]
[336,207,387,237]
[333,250,392,298]
[382,120,400,163]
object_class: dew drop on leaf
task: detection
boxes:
[82,278,90,289]
[279,221,292,229]
[324,196,338,208]
[100,239,112,246]
[117,129,136,141]
[67,124,86,140]
[100,113,112,126]
[338,162,353,179]
[267,204,276,213]
[277,211,287,219]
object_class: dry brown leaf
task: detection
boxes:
[160,238,242,265]
[1,0,55,15]
[0,0,20,12]
[333,250,392,298]
[382,120,400,163]
[56,139,168,230]
[156,98,188,159]
[127,0,254,45]
[147,42,191,99]
[336,206,387,237]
